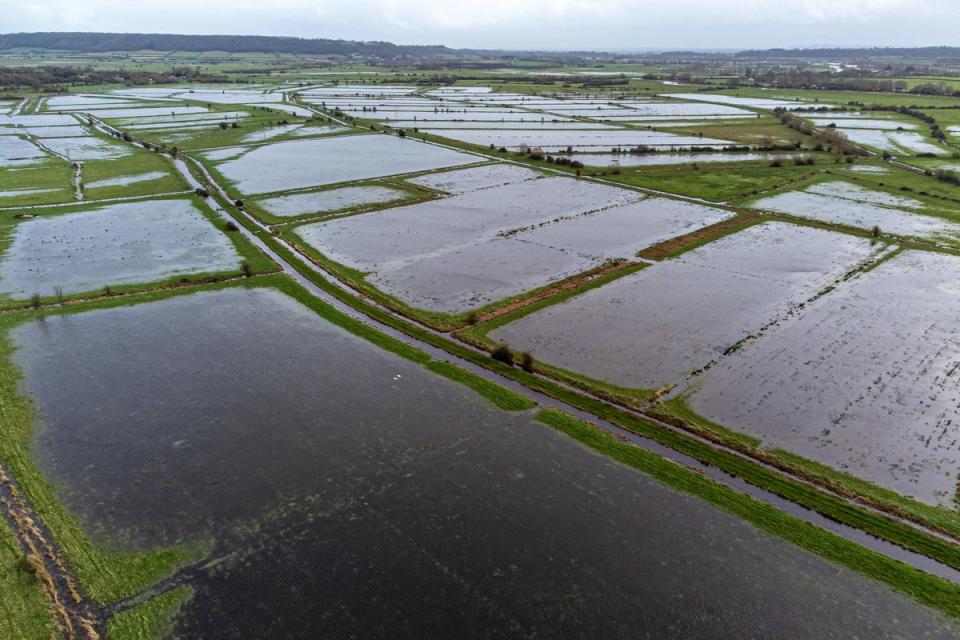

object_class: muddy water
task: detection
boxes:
[10,285,960,638]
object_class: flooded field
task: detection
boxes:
[422,128,733,151]
[297,177,640,269]
[512,197,734,258]
[0,198,240,297]
[204,134,478,195]
[406,163,542,193]
[38,136,131,161]
[11,284,960,638]
[83,171,169,189]
[296,176,646,312]
[255,185,410,217]
[0,135,48,165]
[687,250,960,505]
[490,223,878,389]
[751,187,960,241]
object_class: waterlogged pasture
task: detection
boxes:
[511,197,734,258]
[750,184,960,242]
[422,128,733,151]
[0,198,240,297]
[296,177,644,312]
[12,285,960,638]
[687,250,960,505]
[490,223,878,390]
[255,185,410,218]
[38,136,131,161]
[205,134,478,195]
[0,135,48,166]
[406,163,542,193]
[661,93,829,110]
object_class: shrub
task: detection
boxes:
[219,121,228,130]
[30,293,41,309]
[491,344,514,366]
[241,260,254,277]
[521,352,535,373]
[871,225,881,238]
[226,221,239,231]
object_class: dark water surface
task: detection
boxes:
[12,287,960,639]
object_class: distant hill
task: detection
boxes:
[735,46,960,60]
[0,32,452,58]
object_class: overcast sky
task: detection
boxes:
[2,0,957,51]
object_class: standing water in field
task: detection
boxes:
[9,285,960,638]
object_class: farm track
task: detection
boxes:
[0,463,102,640]
[2,106,958,638]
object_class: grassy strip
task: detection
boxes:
[106,587,192,640]
[0,520,56,639]
[535,409,960,620]
[636,213,763,260]
[205,158,960,573]
[649,396,960,554]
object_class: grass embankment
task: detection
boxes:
[0,521,57,638]
[536,409,960,620]
[196,153,960,600]
[106,587,192,640]
[650,395,960,550]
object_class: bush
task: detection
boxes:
[219,121,228,130]
[241,260,254,277]
[30,293,40,309]
[521,352,535,373]
[226,221,239,231]
[491,344,514,366]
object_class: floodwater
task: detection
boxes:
[295,176,640,272]
[83,171,169,189]
[295,178,733,313]
[688,249,960,505]
[839,128,945,155]
[805,181,926,209]
[751,190,960,241]
[256,185,409,217]
[421,128,733,151]
[11,285,960,638]
[0,198,240,297]
[512,197,733,259]
[0,135,48,166]
[38,136,131,161]
[491,223,878,389]
[406,163,542,194]
[205,134,478,195]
